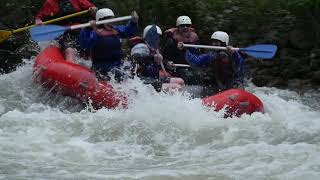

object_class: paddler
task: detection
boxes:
[79,8,139,81]
[179,31,247,93]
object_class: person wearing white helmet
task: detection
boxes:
[162,15,199,65]
[79,8,139,80]
[178,31,247,92]
[130,25,185,92]
[161,15,200,85]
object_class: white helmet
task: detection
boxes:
[211,31,229,45]
[176,16,192,26]
[143,25,162,39]
[96,8,115,21]
[131,43,150,56]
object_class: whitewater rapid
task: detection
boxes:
[0,60,319,179]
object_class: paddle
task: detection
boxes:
[144,24,168,77]
[183,44,277,59]
[174,63,191,68]
[30,15,132,42]
[0,10,89,43]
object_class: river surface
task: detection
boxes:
[0,58,320,180]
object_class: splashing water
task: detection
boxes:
[0,58,319,180]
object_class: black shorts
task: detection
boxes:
[140,76,170,92]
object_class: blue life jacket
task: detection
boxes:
[91,33,123,71]
[79,21,138,72]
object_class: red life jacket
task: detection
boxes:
[211,51,235,89]
[96,28,119,37]
[164,28,199,44]
[36,0,95,21]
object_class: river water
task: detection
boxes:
[0,59,320,180]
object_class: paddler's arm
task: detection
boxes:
[177,42,215,67]
[78,0,96,10]
[78,0,97,17]
[161,37,176,67]
[185,49,215,67]
[115,11,139,38]
[227,46,246,88]
[35,1,56,24]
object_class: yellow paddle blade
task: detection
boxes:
[0,10,89,43]
[0,30,13,43]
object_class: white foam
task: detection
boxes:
[0,61,319,179]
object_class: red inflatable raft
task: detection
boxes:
[34,46,264,116]
[33,46,127,109]
[202,89,264,117]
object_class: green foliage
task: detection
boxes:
[1,0,319,46]
[279,0,320,18]
[100,0,319,46]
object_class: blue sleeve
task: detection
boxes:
[232,51,245,65]
[185,50,215,67]
[232,51,246,84]
[188,47,198,54]
[115,20,138,38]
[79,28,98,50]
